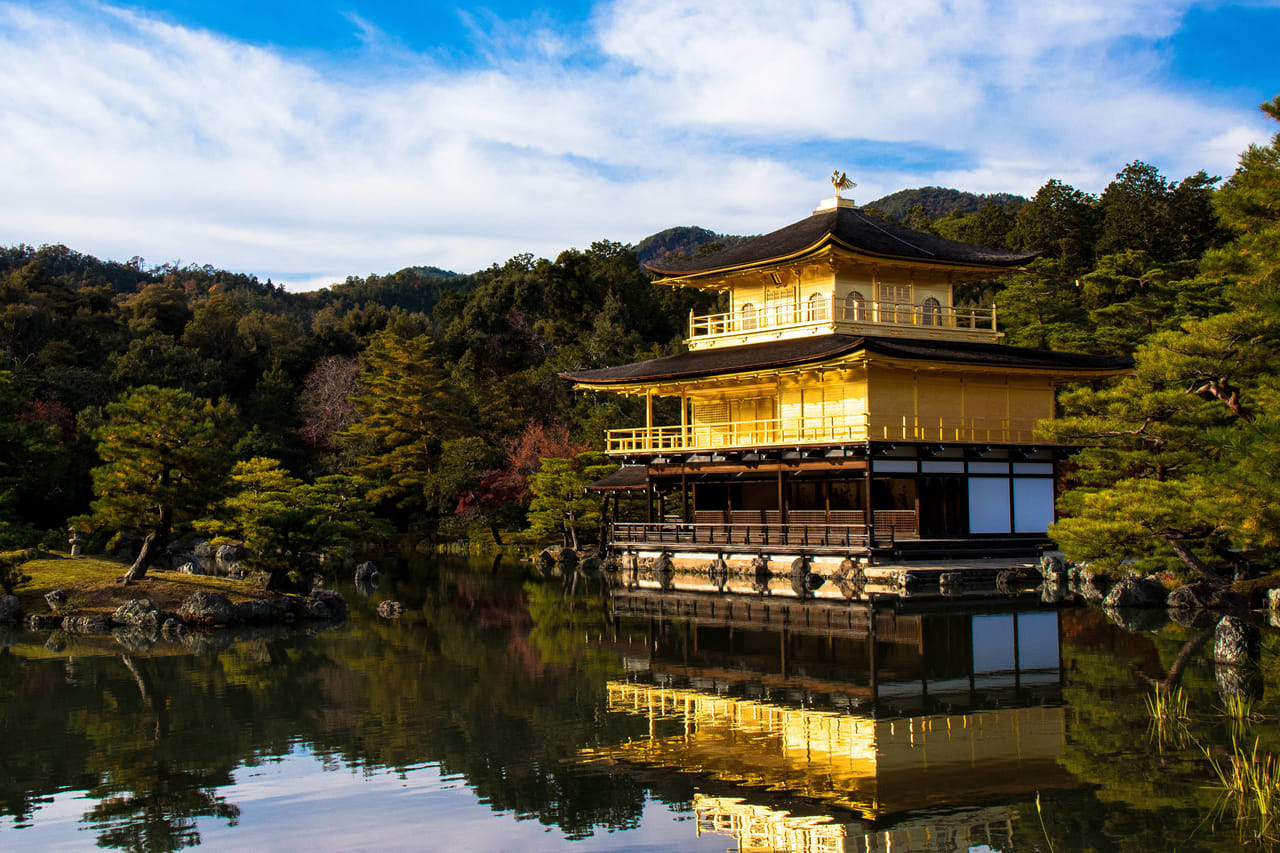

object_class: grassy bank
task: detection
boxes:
[7,553,270,617]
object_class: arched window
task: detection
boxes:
[806,292,828,321]
[921,297,942,326]
[741,302,758,331]
[843,291,867,322]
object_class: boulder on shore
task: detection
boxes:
[61,614,112,633]
[533,549,556,573]
[303,588,347,621]
[112,599,161,630]
[1039,552,1068,582]
[44,589,69,611]
[1103,576,1165,608]
[178,591,236,626]
[1167,582,1246,615]
[354,561,379,584]
[233,599,276,624]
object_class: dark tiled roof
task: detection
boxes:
[561,335,1133,385]
[585,465,649,491]
[646,206,1039,276]
[563,336,865,383]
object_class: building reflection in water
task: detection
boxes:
[584,589,1077,851]
[693,798,1016,853]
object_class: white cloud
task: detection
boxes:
[0,0,1272,290]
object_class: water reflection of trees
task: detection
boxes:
[8,563,1280,852]
[1016,608,1280,852]
[0,562,658,849]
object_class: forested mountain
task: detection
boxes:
[633,226,751,267]
[865,186,1028,220]
[2,95,1278,584]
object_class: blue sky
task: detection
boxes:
[1,0,1277,290]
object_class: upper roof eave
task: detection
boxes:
[644,206,1040,281]
[560,334,1134,388]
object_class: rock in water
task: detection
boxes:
[750,555,771,595]
[377,600,406,619]
[354,561,379,584]
[1214,615,1259,665]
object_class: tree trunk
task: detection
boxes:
[122,533,159,584]
[1166,537,1226,584]
[123,504,172,584]
[566,508,579,550]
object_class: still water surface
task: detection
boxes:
[2,557,1277,851]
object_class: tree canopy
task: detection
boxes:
[3,97,1280,575]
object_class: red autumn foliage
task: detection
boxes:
[455,420,589,514]
[18,398,74,432]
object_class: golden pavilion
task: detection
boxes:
[561,189,1131,565]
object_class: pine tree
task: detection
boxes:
[88,386,234,582]
[525,452,616,549]
[338,329,465,520]
[199,457,389,587]
[1043,95,1280,578]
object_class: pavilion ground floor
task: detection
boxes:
[596,440,1067,566]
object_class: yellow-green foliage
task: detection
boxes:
[14,555,264,614]
[1206,736,1280,847]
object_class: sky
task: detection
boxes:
[1,1,1277,291]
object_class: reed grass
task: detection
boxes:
[1144,686,1189,721]
[1204,736,1280,847]
[1035,791,1055,853]
[1145,686,1191,750]
[1219,692,1257,721]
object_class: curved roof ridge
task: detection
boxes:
[846,208,936,257]
[645,206,1038,277]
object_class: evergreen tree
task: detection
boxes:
[525,452,616,549]
[199,457,388,588]
[1044,96,1280,578]
[1008,179,1100,273]
[338,329,465,522]
[87,386,235,582]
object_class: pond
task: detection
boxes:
[1,556,1276,852]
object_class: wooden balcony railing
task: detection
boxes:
[689,296,996,339]
[606,414,1048,454]
[611,512,920,552]
[611,522,884,552]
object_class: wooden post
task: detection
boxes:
[645,389,654,452]
[681,390,688,449]
[777,467,785,526]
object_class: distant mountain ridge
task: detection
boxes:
[863,186,1028,221]
[633,226,753,268]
